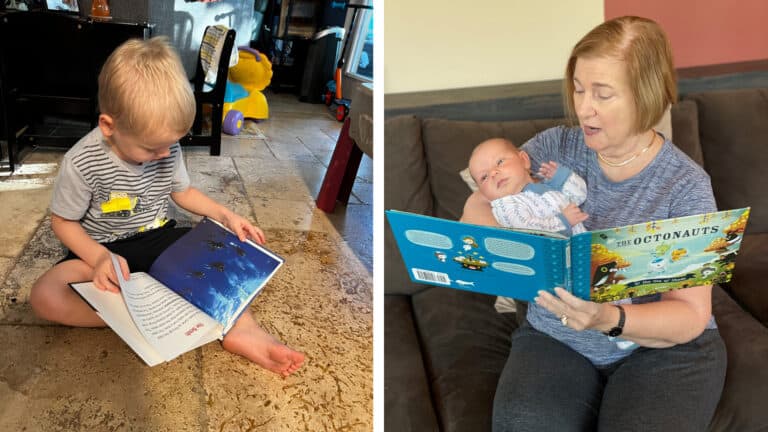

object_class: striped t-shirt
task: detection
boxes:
[51,128,190,243]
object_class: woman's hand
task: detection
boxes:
[91,252,129,293]
[221,211,266,244]
[534,287,606,331]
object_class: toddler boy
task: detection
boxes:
[29,37,304,376]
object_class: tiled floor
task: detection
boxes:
[0,92,373,430]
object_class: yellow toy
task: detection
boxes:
[221,46,273,135]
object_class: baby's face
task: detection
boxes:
[469,139,532,201]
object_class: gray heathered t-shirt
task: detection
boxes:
[521,126,717,366]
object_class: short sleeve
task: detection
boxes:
[171,144,191,192]
[50,155,92,220]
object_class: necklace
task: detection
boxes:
[598,132,657,168]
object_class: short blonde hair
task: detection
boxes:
[563,16,677,134]
[98,37,195,138]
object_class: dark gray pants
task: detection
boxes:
[492,324,726,432]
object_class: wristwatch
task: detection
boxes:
[603,305,626,337]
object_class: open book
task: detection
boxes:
[70,218,284,366]
[386,208,750,303]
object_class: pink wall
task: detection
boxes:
[605,0,768,68]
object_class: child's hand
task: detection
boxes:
[222,212,266,244]
[538,161,559,180]
[92,252,129,293]
[562,203,588,227]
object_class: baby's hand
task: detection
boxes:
[222,211,266,244]
[562,203,588,227]
[92,252,128,293]
[538,161,559,180]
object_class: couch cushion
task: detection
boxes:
[385,295,440,431]
[670,99,704,167]
[421,118,565,220]
[720,233,768,327]
[411,287,518,431]
[687,88,768,233]
[709,284,768,431]
[385,115,434,295]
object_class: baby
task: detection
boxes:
[468,138,589,313]
[468,137,588,236]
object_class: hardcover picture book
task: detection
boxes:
[70,218,284,366]
[386,208,750,303]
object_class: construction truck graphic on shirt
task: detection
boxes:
[101,192,139,217]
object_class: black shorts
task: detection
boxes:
[58,221,192,273]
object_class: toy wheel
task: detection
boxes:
[336,104,348,122]
[324,91,333,106]
[222,110,244,135]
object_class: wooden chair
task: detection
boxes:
[180,26,236,156]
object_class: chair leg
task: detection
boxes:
[209,103,222,156]
[192,102,204,135]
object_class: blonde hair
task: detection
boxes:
[98,37,195,138]
[563,16,677,134]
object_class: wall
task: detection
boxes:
[605,0,768,69]
[384,0,603,94]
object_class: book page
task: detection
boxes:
[119,272,221,361]
[70,280,166,366]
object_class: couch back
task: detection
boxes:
[385,88,768,294]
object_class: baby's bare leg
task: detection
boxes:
[221,311,305,376]
[29,259,106,327]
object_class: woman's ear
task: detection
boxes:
[98,114,116,138]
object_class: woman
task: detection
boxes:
[462,16,726,431]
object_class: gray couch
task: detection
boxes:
[384,87,768,431]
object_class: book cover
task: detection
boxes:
[386,208,750,303]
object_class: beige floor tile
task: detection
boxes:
[219,136,277,159]
[185,155,256,220]
[266,137,321,163]
[201,228,371,431]
[237,159,326,203]
[0,326,203,432]
[253,198,335,234]
[0,188,52,257]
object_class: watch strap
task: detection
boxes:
[603,305,625,337]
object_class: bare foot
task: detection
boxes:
[222,312,305,377]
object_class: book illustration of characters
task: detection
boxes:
[451,235,489,271]
[589,208,749,302]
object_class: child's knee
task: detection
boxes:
[29,280,51,317]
